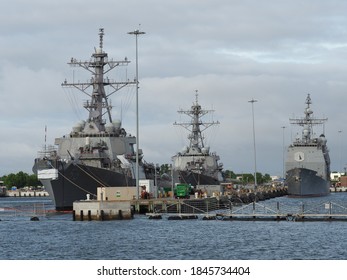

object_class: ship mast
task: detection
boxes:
[62,28,136,132]
[289,94,327,143]
[174,91,219,150]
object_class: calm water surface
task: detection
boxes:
[1,193,347,260]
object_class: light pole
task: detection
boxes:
[248,98,258,189]
[128,28,145,199]
[338,130,343,174]
[282,126,286,182]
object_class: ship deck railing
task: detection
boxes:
[290,143,318,147]
[37,145,57,157]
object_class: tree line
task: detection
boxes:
[0,167,273,189]
[0,172,40,189]
[223,170,272,185]
[158,164,272,185]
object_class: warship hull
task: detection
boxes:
[36,162,135,211]
[174,170,220,187]
[286,168,330,197]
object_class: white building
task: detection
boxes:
[330,172,343,181]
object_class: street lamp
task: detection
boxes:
[282,126,286,182]
[338,130,343,174]
[248,98,258,189]
[128,28,145,199]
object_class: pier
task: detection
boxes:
[215,201,347,222]
[72,200,133,221]
[5,190,49,197]
[330,186,347,193]
[70,186,288,221]
[133,187,288,214]
[67,186,347,222]
[145,199,347,222]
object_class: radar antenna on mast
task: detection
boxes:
[99,28,104,50]
[62,28,136,133]
[174,91,219,149]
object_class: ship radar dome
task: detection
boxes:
[79,120,86,128]
[72,120,85,133]
[182,146,189,153]
[305,108,313,115]
[201,146,210,154]
[303,125,310,137]
[113,119,121,129]
[105,123,114,133]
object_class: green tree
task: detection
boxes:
[3,173,17,188]
[16,171,28,188]
[255,172,263,184]
[1,172,40,189]
[224,170,236,179]
[237,172,271,185]
[263,173,272,183]
[160,164,170,175]
[238,173,254,185]
[27,174,40,187]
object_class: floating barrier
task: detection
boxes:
[217,201,347,222]
[167,214,198,220]
[147,213,162,220]
[145,199,347,222]
[0,203,47,221]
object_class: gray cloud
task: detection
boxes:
[1,0,347,176]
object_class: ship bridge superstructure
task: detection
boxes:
[289,94,328,146]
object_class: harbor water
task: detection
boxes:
[1,193,347,260]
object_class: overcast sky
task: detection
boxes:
[1,0,347,177]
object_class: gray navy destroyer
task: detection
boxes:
[172,93,224,186]
[285,94,330,197]
[33,29,156,210]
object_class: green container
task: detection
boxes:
[174,184,191,198]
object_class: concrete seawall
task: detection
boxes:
[5,190,49,197]
[73,200,133,221]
